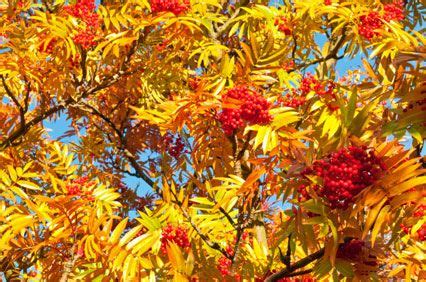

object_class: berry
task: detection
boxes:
[66,176,95,200]
[383,1,405,22]
[337,239,365,260]
[282,74,336,110]
[358,2,405,40]
[73,29,97,49]
[274,16,292,35]
[163,133,185,159]
[358,11,382,40]
[418,224,426,241]
[218,86,272,135]
[64,0,98,24]
[160,224,190,254]
[217,256,232,276]
[150,0,190,15]
[64,0,99,49]
[302,146,385,209]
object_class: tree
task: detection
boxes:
[0,0,425,280]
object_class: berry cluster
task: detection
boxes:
[337,239,378,266]
[324,0,332,5]
[274,16,292,35]
[64,0,99,49]
[217,233,250,276]
[160,224,190,254]
[281,74,337,110]
[163,133,186,158]
[64,0,96,18]
[150,0,190,15]
[73,29,97,49]
[67,183,82,196]
[281,61,295,71]
[217,256,232,276]
[383,1,405,22]
[218,86,272,135]
[66,176,95,201]
[401,223,426,241]
[302,146,385,209]
[400,204,426,241]
[358,1,405,40]
[337,239,364,260]
[358,12,382,40]
[402,98,426,113]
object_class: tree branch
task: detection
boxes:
[168,188,232,259]
[289,26,347,73]
[1,75,26,133]
[265,248,325,282]
[79,101,156,189]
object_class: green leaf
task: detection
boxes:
[335,258,354,277]
[345,89,357,126]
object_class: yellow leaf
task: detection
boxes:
[119,225,143,247]
[109,218,128,244]
[388,176,426,196]
[17,180,41,191]
[167,242,185,271]
[371,205,390,246]
[362,198,387,239]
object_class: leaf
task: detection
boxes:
[363,198,387,239]
[371,205,390,246]
[388,176,426,196]
[345,89,357,126]
[17,180,41,191]
[7,166,17,182]
[119,225,143,247]
[167,242,185,271]
[238,167,266,194]
[109,218,128,244]
[335,258,354,277]
[129,231,160,255]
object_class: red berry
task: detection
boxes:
[163,133,186,159]
[358,2,405,40]
[358,11,382,40]
[282,74,336,109]
[418,224,426,241]
[383,1,405,22]
[160,224,190,254]
[274,16,292,35]
[302,146,384,209]
[217,256,232,276]
[150,0,190,15]
[337,239,365,261]
[218,86,272,135]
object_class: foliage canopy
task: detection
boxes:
[0,0,425,281]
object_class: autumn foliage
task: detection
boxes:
[0,0,425,281]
